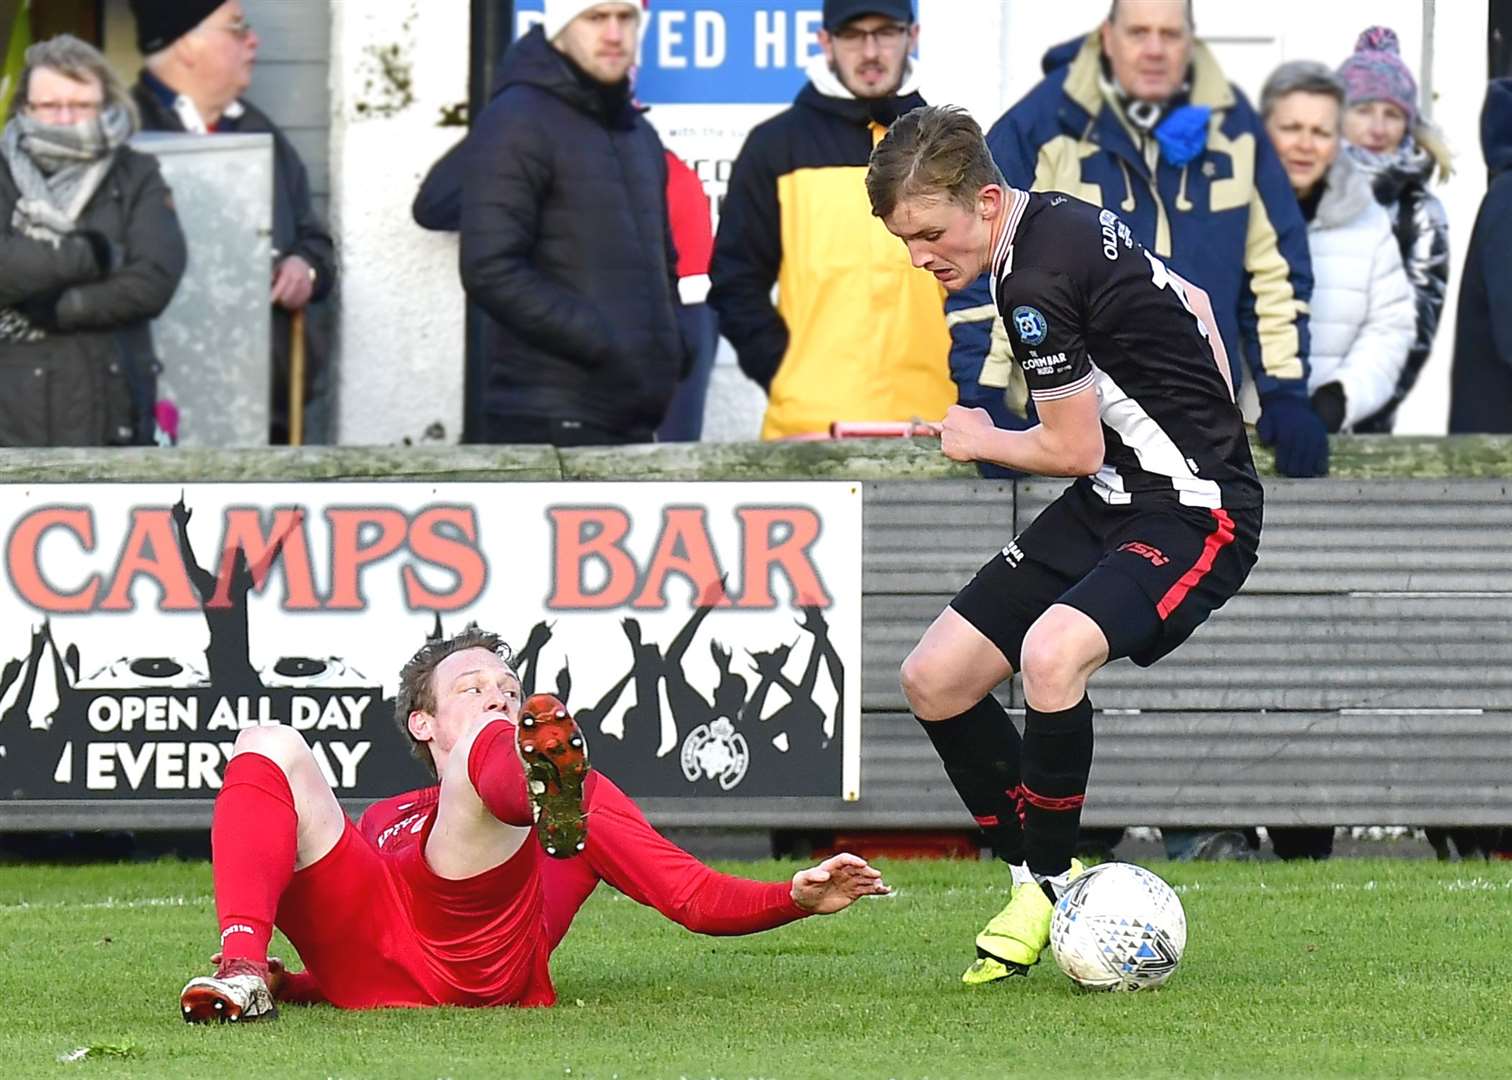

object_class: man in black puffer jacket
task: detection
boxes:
[461,1,686,447]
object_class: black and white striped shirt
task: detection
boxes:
[992,189,1263,510]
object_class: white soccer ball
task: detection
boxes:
[1050,862,1187,991]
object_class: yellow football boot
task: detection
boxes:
[962,859,1085,985]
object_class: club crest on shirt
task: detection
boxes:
[1011,306,1048,346]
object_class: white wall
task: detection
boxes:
[326,0,1488,444]
[330,0,469,447]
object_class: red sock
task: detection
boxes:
[212,753,297,966]
[468,719,533,826]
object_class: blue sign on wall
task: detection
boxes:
[513,2,826,105]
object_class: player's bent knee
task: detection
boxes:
[898,648,927,709]
[900,647,955,721]
[1020,615,1098,705]
[231,724,313,774]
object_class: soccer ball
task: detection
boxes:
[1050,862,1186,991]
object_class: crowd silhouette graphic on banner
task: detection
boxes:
[0,501,846,800]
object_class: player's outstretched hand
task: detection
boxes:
[936,404,994,463]
[790,852,891,915]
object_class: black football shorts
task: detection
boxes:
[949,481,1261,669]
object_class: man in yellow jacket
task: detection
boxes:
[709,0,953,440]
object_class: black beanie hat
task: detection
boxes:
[129,0,226,55]
[822,0,914,31]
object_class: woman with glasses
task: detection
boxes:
[0,34,186,447]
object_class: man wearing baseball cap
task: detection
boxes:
[709,0,955,440]
[127,0,337,445]
[459,1,691,446]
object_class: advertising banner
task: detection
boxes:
[0,482,862,808]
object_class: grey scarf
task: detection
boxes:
[1,106,132,342]
[1344,134,1435,205]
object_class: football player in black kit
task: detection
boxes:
[866,105,1264,985]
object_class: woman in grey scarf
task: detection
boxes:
[0,34,186,446]
[1336,26,1453,434]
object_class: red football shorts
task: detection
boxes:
[274,815,555,1008]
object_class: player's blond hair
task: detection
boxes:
[865,104,1006,221]
[395,624,516,777]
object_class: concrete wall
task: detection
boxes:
[329,0,469,447]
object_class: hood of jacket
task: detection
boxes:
[1040,36,1082,76]
[1047,30,1235,119]
[1313,153,1376,231]
[492,25,635,128]
[1484,77,1512,177]
[798,53,925,127]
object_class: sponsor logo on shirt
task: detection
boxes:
[1021,352,1068,374]
[1001,540,1026,568]
[1011,306,1048,346]
[1098,208,1135,260]
[375,810,429,849]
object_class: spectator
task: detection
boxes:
[1257,63,1414,861]
[0,33,186,447]
[459,1,686,447]
[1337,26,1453,433]
[410,140,716,443]
[128,0,338,445]
[1449,78,1512,434]
[709,0,954,440]
[1252,61,1413,436]
[956,0,1328,479]
[657,150,718,442]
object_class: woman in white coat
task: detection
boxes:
[1258,61,1415,438]
[1259,62,1415,860]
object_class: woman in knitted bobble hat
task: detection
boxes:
[1335,25,1452,432]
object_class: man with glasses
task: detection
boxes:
[709,0,954,440]
[127,0,337,445]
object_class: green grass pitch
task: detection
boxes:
[2,856,1510,1079]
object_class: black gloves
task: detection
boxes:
[1309,382,1346,435]
[17,292,62,331]
[75,230,118,277]
[1257,392,1330,478]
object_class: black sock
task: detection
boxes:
[917,696,1024,865]
[1021,695,1094,880]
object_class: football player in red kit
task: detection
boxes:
[180,625,889,1021]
